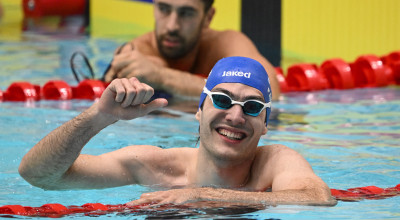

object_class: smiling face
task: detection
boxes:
[153,0,214,59]
[196,83,268,163]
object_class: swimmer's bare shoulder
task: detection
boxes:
[245,144,283,189]
[247,144,317,190]
[200,29,256,55]
[252,144,332,197]
[129,32,168,67]
[253,144,312,176]
[130,32,158,56]
[104,145,196,187]
[195,29,263,74]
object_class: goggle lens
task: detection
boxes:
[243,100,264,115]
[212,94,232,109]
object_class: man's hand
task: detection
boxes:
[97,77,168,121]
[106,45,166,88]
[126,188,202,207]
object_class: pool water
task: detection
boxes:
[1,34,400,219]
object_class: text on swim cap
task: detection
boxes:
[222,71,251,78]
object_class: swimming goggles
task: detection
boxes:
[203,87,271,116]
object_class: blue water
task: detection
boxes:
[1,34,400,219]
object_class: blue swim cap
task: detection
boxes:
[199,56,272,126]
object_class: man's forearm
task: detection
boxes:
[158,67,205,97]
[127,187,337,208]
[198,187,337,206]
[18,104,116,189]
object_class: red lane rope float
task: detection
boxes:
[0,203,138,218]
[0,79,108,102]
[278,50,400,92]
[1,51,400,102]
[1,184,399,217]
[330,184,400,202]
[320,59,355,89]
[23,0,87,18]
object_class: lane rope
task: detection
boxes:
[1,51,399,102]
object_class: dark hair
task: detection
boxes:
[201,0,214,12]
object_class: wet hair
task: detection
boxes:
[201,0,214,12]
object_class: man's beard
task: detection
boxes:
[156,31,200,59]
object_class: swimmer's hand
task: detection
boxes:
[97,77,168,121]
[105,44,166,86]
[126,188,202,208]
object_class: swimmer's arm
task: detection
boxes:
[19,78,167,190]
[184,167,335,206]
[127,185,336,208]
[18,104,118,189]
[209,186,336,206]
[108,58,205,97]
[214,175,336,206]
[103,37,205,97]
[54,145,179,189]
[153,67,206,97]
[106,53,205,97]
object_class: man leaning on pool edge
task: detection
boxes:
[19,56,337,207]
[103,0,281,100]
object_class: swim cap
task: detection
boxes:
[199,56,272,126]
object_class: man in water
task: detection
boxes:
[19,56,336,207]
[103,0,281,100]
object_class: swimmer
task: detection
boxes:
[102,0,281,100]
[19,56,336,207]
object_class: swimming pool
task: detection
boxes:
[1,33,400,219]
